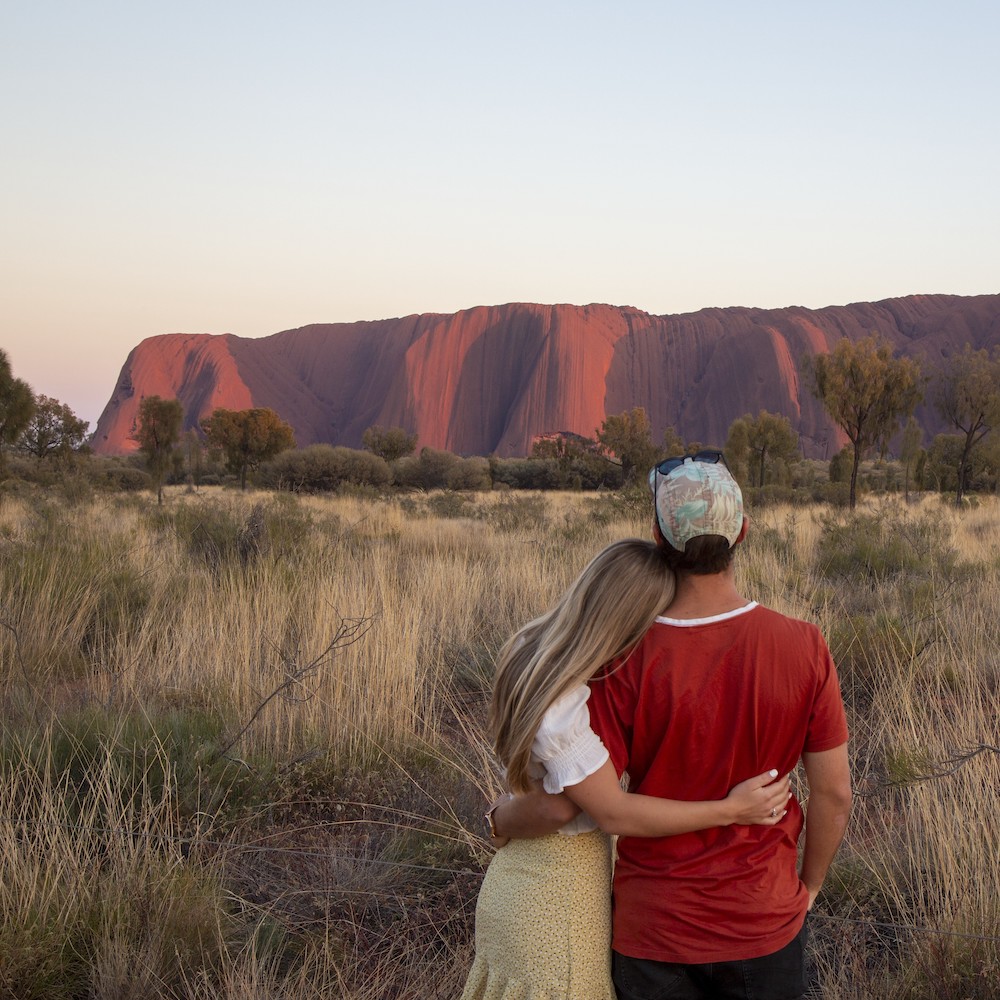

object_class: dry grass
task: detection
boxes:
[0,484,997,997]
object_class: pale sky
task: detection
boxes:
[3,1,998,426]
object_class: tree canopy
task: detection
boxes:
[803,335,923,509]
[0,349,36,472]
[135,396,184,504]
[597,407,660,485]
[361,425,418,463]
[899,415,923,502]
[932,345,1000,505]
[19,395,89,462]
[661,425,685,457]
[725,410,799,488]
[202,407,296,490]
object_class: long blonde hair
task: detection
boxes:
[490,538,675,793]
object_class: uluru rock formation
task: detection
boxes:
[92,294,1000,459]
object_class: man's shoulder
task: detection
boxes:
[748,604,824,641]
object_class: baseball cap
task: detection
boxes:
[648,452,744,550]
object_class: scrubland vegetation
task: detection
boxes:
[1,482,998,998]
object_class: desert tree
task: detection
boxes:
[932,345,1000,505]
[925,431,1000,498]
[597,407,659,486]
[530,434,575,489]
[530,433,598,463]
[0,349,35,474]
[975,430,1000,494]
[803,334,923,509]
[661,425,685,456]
[923,434,963,494]
[201,407,296,490]
[361,425,418,463]
[530,432,608,489]
[828,445,854,486]
[135,395,184,505]
[181,428,205,487]
[18,395,89,463]
[725,410,799,489]
[899,416,923,502]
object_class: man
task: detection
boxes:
[492,451,851,1000]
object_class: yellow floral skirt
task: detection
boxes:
[460,829,614,1000]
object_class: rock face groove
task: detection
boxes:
[92,293,1000,458]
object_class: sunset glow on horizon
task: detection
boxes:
[3,1,998,426]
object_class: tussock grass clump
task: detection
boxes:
[425,491,476,519]
[0,514,152,684]
[147,495,314,570]
[475,492,549,533]
[0,709,273,834]
[816,505,958,586]
[1,488,998,996]
[0,732,235,999]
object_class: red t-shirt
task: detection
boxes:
[588,602,848,964]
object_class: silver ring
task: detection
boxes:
[770,808,777,817]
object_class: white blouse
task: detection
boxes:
[528,685,610,835]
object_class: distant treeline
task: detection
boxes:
[2,337,1000,508]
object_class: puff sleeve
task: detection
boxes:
[531,685,610,794]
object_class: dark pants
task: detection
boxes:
[612,921,808,1000]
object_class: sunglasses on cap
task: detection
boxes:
[653,449,729,478]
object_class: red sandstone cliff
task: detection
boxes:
[92,294,1000,459]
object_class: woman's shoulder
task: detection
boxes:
[532,684,608,794]
[536,685,591,740]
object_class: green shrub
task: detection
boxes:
[810,480,851,506]
[828,445,854,484]
[586,484,650,524]
[489,457,561,490]
[816,509,956,584]
[2,454,59,486]
[396,495,425,519]
[882,744,932,785]
[427,491,475,518]
[334,480,387,500]
[742,484,799,507]
[577,497,618,528]
[392,447,461,490]
[261,445,391,493]
[446,456,491,491]
[100,464,152,492]
[820,526,923,581]
[477,494,549,533]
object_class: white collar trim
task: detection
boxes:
[656,601,759,628]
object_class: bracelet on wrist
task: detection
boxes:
[484,793,511,839]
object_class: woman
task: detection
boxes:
[461,538,790,1000]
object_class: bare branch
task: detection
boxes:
[215,612,377,760]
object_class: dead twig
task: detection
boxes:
[215,613,377,760]
[875,742,1000,791]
